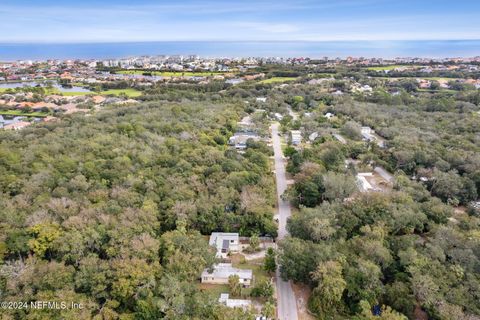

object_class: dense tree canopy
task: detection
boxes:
[0,101,274,319]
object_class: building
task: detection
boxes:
[226,79,244,85]
[361,126,374,141]
[333,133,347,144]
[324,112,334,119]
[209,232,239,258]
[201,263,253,287]
[218,293,251,309]
[356,173,381,192]
[3,121,31,130]
[228,133,259,150]
[361,126,386,148]
[309,132,319,142]
[290,130,302,145]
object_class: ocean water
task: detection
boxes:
[0,40,479,60]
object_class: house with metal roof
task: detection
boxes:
[201,263,253,287]
[218,293,251,309]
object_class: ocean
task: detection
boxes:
[0,40,479,60]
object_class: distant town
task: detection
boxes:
[2,54,480,130]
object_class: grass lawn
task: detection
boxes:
[307,73,335,78]
[259,77,297,84]
[0,110,48,117]
[197,283,230,298]
[99,89,142,97]
[117,70,228,77]
[233,256,271,284]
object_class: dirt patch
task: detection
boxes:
[413,304,428,320]
[229,253,247,264]
[291,283,316,320]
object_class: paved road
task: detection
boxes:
[271,123,298,320]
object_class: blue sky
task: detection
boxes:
[2,0,480,42]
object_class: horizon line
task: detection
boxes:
[2,38,480,45]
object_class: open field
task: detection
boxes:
[259,77,297,84]
[97,88,142,97]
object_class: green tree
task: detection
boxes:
[249,234,260,252]
[322,172,357,201]
[262,301,275,319]
[228,274,242,297]
[309,260,346,316]
[264,247,276,273]
[341,121,362,140]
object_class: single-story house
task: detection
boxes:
[201,263,253,287]
[324,112,334,119]
[4,121,31,130]
[356,173,382,193]
[309,132,319,142]
[209,232,239,258]
[290,130,302,145]
[218,293,251,309]
[228,134,259,150]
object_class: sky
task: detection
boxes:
[1,0,480,43]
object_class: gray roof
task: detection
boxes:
[209,232,239,247]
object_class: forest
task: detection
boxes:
[0,99,275,319]
[1,62,480,320]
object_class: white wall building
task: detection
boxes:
[290,130,302,145]
[209,232,239,258]
[218,293,251,309]
[201,263,253,287]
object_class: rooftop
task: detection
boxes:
[202,263,252,280]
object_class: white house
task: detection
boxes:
[201,263,253,287]
[361,126,377,142]
[228,134,259,150]
[309,132,319,142]
[361,126,386,148]
[3,121,31,131]
[324,112,334,119]
[209,232,239,258]
[218,293,251,309]
[290,130,302,145]
[357,174,374,192]
[333,133,347,144]
[356,173,381,193]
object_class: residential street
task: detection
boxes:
[271,122,299,320]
